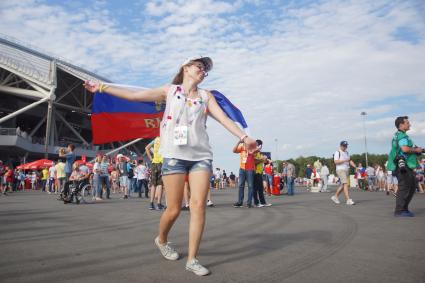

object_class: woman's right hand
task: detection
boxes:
[244,137,257,153]
[83,80,100,93]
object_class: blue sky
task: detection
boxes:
[1,0,424,173]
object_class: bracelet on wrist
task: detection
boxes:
[99,83,109,93]
[240,135,248,142]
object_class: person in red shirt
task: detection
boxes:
[5,167,14,193]
[233,140,255,208]
[0,160,5,194]
[263,160,273,195]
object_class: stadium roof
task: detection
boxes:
[0,35,111,92]
[0,35,151,163]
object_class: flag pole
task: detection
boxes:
[88,138,145,163]
[104,138,144,157]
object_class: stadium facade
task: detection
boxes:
[0,36,151,167]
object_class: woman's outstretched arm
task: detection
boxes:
[84,81,168,102]
[206,90,257,151]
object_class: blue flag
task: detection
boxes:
[211,90,248,129]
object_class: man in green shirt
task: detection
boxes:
[387,116,423,217]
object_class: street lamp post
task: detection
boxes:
[360,111,368,168]
[274,138,278,161]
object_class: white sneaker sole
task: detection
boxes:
[154,237,179,261]
[331,197,340,204]
[186,266,210,276]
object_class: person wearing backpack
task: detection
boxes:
[387,116,423,217]
[331,141,357,205]
[128,161,137,196]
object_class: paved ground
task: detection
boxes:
[0,186,424,283]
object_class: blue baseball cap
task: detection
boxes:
[340,141,348,146]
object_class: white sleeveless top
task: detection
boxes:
[159,84,213,161]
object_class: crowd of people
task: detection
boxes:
[3,150,424,203]
[2,150,424,203]
[299,159,425,197]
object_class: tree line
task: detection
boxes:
[275,153,390,178]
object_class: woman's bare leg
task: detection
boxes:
[187,170,210,261]
[157,174,185,244]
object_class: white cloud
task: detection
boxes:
[0,0,424,173]
[145,0,235,17]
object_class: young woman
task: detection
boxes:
[84,56,256,276]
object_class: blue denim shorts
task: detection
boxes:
[162,158,213,176]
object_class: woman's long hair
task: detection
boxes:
[95,155,102,163]
[171,66,185,85]
[171,60,199,84]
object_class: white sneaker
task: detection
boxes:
[331,195,340,204]
[154,236,179,260]
[256,204,264,208]
[263,203,272,207]
[346,199,355,205]
[186,258,210,276]
[207,200,214,207]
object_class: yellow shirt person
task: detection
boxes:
[41,168,49,180]
[55,161,66,179]
[151,137,163,164]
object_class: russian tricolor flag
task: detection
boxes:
[91,92,165,144]
[91,86,248,144]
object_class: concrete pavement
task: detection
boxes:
[0,187,424,282]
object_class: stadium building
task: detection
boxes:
[0,36,151,167]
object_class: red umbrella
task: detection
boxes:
[28,159,54,170]
[30,159,53,170]
[18,159,53,170]
[16,162,30,170]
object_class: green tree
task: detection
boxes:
[276,153,389,177]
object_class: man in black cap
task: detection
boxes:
[331,141,357,205]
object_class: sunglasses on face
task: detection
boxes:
[192,64,208,77]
